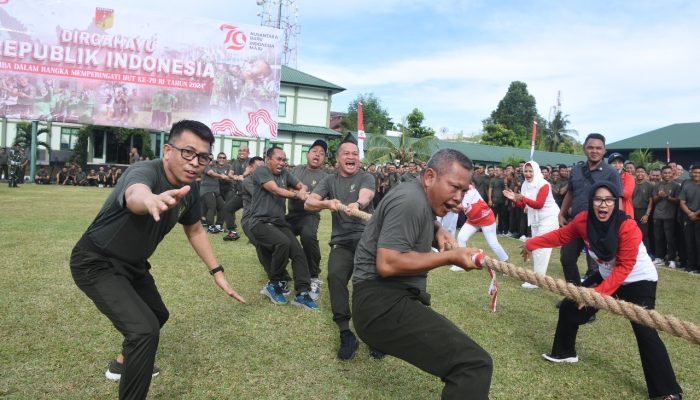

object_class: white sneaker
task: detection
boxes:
[652,258,664,265]
[521,282,538,289]
[668,261,677,269]
[309,278,322,301]
[519,235,527,242]
[542,353,578,363]
[449,265,464,272]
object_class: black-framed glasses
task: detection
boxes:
[592,197,616,207]
[167,143,212,166]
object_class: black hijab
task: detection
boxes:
[586,181,629,262]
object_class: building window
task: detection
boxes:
[230,140,247,158]
[300,144,310,163]
[278,96,287,118]
[60,127,80,150]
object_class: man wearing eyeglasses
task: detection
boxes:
[70,120,246,400]
[249,146,318,310]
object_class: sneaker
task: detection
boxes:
[521,282,538,289]
[105,359,160,381]
[369,347,386,360]
[668,261,677,269]
[260,282,287,305]
[337,330,359,360]
[656,394,682,400]
[542,353,578,363]
[291,292,319,310]
[223,231,240,241]
[278,280,291,296]
[652,258,664,265]
[309,278,322,301]
[519,235,527,242]
[449,265,464,272]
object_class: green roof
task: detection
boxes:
[436,141,586,166]
[278,123,341,137]
[607,123,700,150]
[281,66,345,94]
[363,133,586,166]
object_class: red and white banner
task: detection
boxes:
[0,1,282,137]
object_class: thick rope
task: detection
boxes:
[480,256,700,345]
[334,203,700,344]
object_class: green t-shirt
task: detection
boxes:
[488,177,506,204]
[240,176,255,228]
[287,165,327,217]
[653,181,680,220]
[632,181,654,209]
[680,181,700,212]
[83,160,201,265]
[353,179,434,290]
[230,158,248,194]
[473,174,490,200]
[200,165,225,196]
[248,166,300,228]
[313,170,375,244]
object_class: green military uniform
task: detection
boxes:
[313,170,374,331]
[70,160,201,399]
[352,179,492,399]
[287,165,327,279]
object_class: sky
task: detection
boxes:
[110,1,700,144]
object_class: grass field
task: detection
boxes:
[0,184,698,399]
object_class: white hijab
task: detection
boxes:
[521,160,548,199]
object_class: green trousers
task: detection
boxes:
[353,280,492,400]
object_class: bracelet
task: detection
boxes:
[355,201,363,209]
[209,265,224,275]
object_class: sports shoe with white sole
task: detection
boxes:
[260,282,288,305]
[542,353,578,363]
[521,282,538,289]
[291,292,319,310]
[652,258,664,265]
[449,265,464,272]
[105,359,160,381]
[309,278,322,301]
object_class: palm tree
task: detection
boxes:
[364,127,438,164]
[543,111,578,153]
[12,122,51,155]
[629,148,663,171]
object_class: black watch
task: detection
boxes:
[209,265,224,275]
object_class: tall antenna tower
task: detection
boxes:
[256,0,300,68]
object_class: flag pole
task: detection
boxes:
[529,120,537,160]
[357,101,365,161]
[666,141,670,163]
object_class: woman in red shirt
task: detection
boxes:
[523,182,681,400]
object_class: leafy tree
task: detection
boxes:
[542,111,579,153]
[480,123,519,147]
[404,108,436,138]
[629,148,663,171]
[340,93,394,135]
[488,81,538,137]
[13,122,51,155]
[365,127,438,165]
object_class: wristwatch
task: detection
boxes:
[209,265,224,275]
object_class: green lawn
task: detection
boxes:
[0,184,697,399]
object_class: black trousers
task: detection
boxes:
[633,208,651,253]
[286,213,321,278]
[684,219,700,271]
[250,222,310,293]
[223,193,243,230]
[653,219,676,261]
[201,192,224,226]
[493,202,508,234]
[353,280,493,400]
[327,239,360,331]
[551,281,681,398]
[559,237,597,284]
[70,244,169,400]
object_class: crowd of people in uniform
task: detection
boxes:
[5,119,690,399]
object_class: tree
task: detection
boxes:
[484,81,538,146]
[629,148,663,171]
[364,126,438,165]
[13,122,51,155]
[480,123,519,147]
[340,93,394,135]
[542,111,579,153]
[404,108,436,138]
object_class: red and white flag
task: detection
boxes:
[357,101,365,161]
[667,141,671,163]
[529,120,537,160]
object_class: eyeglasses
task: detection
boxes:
[167,143,212,166]
[592,197,616,207]
[217,156,227,159]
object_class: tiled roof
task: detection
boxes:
[607,123,700,150]
[281,66,345,94]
